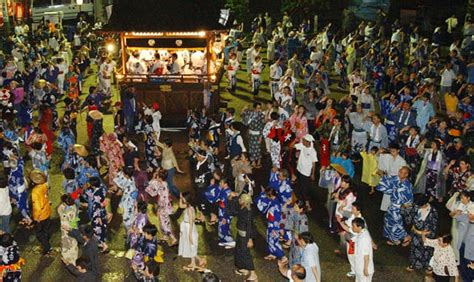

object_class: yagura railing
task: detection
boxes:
[119,74,212,84]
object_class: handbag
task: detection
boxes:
[318,169,334,189]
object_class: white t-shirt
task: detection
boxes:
[0,188,12,216]
[354,229,374,275]
[295,143,318,177]
[440,69,456,87]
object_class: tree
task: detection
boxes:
[225,0,250,25]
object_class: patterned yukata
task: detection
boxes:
[289,114,308,142]
[114,172,138,230]
[90,185,108,245]
[380,99,398,142]
[402,204,438,270]
[129,212,149,248]
[76,165,99,188]
[241,110,265,162]
[146,180,173,237]
[90,120,104,158]
[288,210,309,267]
[132,234,158,269]
[206,185,234,244]
[57,129,75,169]
[207,122,221,149]
[30,148,49,175]
[99,134,125,186]
[377,175,414,242]
[143,124,159,169]
[256,192,284,259]
[8,158,30,220]
[57,203,79,264]
[0,240,23,281]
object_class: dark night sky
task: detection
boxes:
[106,0,227,31]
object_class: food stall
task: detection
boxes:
[103,0,228,126]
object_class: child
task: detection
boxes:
[132,224,162,279]
[360,147,380,195]
[330,151,355,179]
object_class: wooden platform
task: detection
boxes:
[120,80,220,127]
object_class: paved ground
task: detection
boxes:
[13,60,452,281]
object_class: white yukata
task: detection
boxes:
[113,172,138,230]
[98,61,116,95]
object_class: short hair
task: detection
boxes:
[0,233,14,247]
[61,194,75,206]
[146,260,160,277]
[143,224,158,237]
[75,257,90,270]
[270,112,279,121]
[415,194,430,207]
[202,272,220,282]
[352,217,366,229]
[293,264,307,279]
[253,102,262,108]
[81,225,94,239]
[137,201,148,214]
[63,167,75,180]
[0,177,7,188]
[298,231,315,244]
[352,201,363,212]
[164,138,172,147]
[89,177,101,188]
[441,234,453,244]
[280,169,289,179]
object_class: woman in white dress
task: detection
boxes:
[178,192,206,271]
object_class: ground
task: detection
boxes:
[15,58,451,282]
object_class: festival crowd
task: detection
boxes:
[0,7,473,282]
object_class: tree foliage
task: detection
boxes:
[225,0,250,24]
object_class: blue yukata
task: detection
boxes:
[57,130,75,169]
[278,178,293,242]
[206,185,234,243]
[268,171,280,190]
[76,165,100,188]
[377,175,414,242]
[113,172,138,230]
[8,158,30,220]
[132,235,158,269]
[413,100,435,134]
[88,184,108,245]
[372,64,384,97]
[380,99,398,142]
[330,156,355,178]
[256,193,285,259]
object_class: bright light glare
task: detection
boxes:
[106,43,115,52]
[198,31,206,37]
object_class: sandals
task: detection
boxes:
[235,269,249,276]
[402,237,412,247]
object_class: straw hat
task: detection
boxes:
[330,163,348,176]
[30,169,47,185]
[88,110,103,120]
[74,144,89,157]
